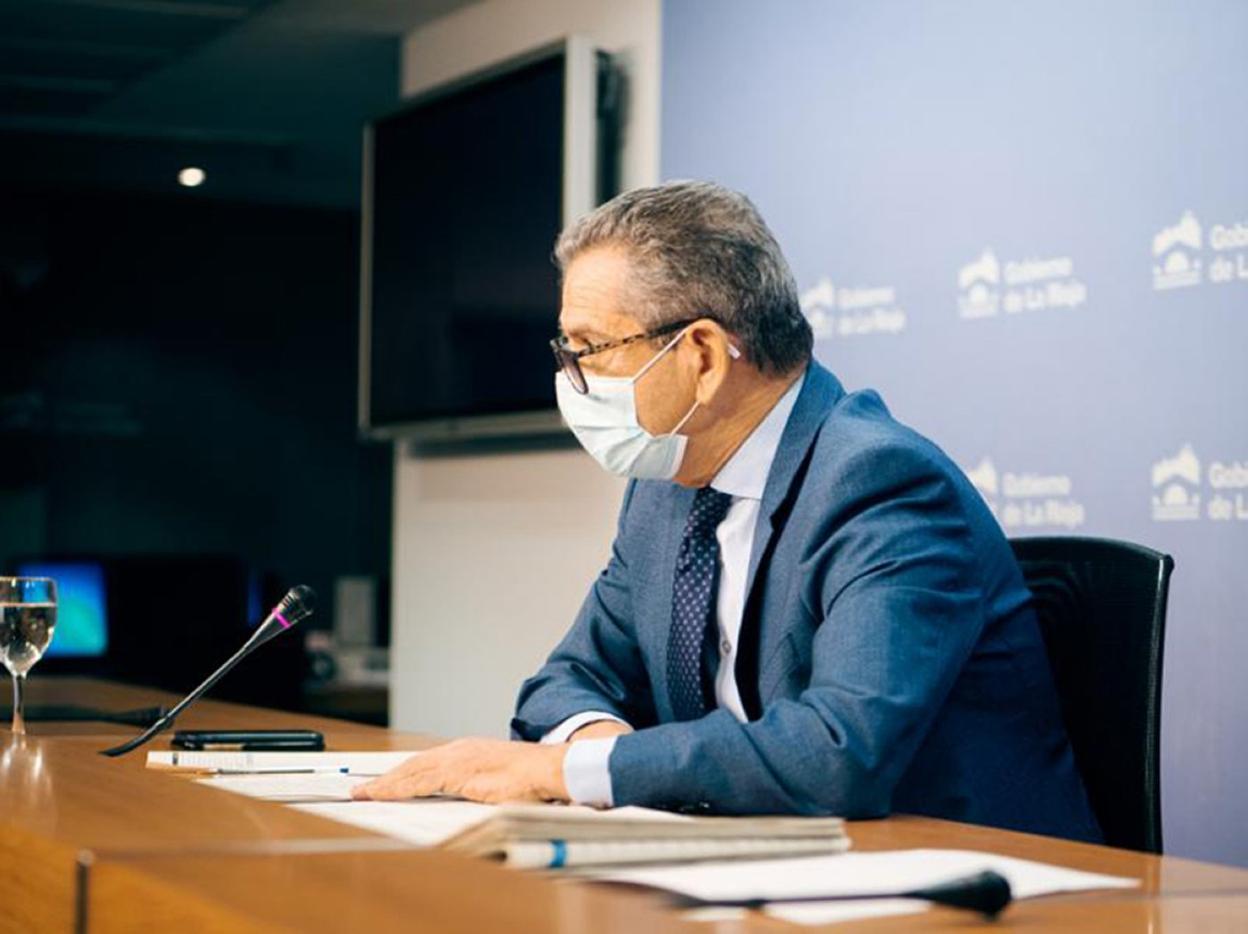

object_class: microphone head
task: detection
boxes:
[243,585,317,652]
[274,585,317,627]
[907,870,1012,918]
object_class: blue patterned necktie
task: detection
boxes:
[667,486,735,721]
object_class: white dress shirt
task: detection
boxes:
[542,373,806,806]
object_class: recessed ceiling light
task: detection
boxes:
[178,167,206,188]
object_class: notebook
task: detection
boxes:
[438,804,850,869]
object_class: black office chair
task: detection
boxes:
[1009,536,1174,854]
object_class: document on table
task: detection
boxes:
[681,898,929,927]
[196,771,372,802]
[146,750,418,775]
[150,749,495,840]
[291,800,498,847]
[286,801,702,850]
[590,848,1139,926]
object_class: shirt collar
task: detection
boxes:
[710,369,807,501]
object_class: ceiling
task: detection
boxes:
[0,0,478,207]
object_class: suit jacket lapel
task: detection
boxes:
[743,362,844,597]
[736,362,844,717]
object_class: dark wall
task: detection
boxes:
[0,182,391,701]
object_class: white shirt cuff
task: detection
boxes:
[561,736,618,807]
[539,711,629,745]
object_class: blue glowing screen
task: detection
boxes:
[16,561,108,658]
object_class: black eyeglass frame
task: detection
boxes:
[551,316,712,394]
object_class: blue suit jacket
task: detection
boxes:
[513,362,1102,842]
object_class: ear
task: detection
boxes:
[682,319,740,406]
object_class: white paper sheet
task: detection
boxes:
[146,749,419,775]
[196,771,372,802]
[594,848,1138,920]
[678,899,929,928]
[290,799,497,846]
[284,801,692,848]
[761,898,930,926]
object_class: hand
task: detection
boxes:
[350,738,569,804]
[569,720,634,742]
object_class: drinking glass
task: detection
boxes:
[0,578,58,735]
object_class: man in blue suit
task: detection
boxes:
[355,182,1101,843]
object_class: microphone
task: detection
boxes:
[99,586,316,758]
[673,869,1012,919]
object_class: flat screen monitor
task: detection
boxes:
[359,38,616,440]
[15,560,108,658]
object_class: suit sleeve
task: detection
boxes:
[605,446,987,817]
[511,480,658,741]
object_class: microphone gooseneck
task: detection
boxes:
[98,586,316,758]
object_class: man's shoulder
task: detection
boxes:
[798,384,1010,549]
[811,386,959,488]
[623,379,968,508]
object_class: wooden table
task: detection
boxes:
[4,677,1248,932]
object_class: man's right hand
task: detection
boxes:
[568,720,633,742]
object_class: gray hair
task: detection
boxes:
[553,180,813,375]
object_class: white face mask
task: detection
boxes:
[555,327,740,480]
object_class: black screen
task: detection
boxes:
[366,53,565,427]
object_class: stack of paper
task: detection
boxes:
[439,805,848,869]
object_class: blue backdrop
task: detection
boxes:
[662,0,1248,866]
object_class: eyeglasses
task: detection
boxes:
[550,317,706,394]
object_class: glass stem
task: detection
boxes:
[11,671,25,736]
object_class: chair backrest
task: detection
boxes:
[1009,536,1174,854]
